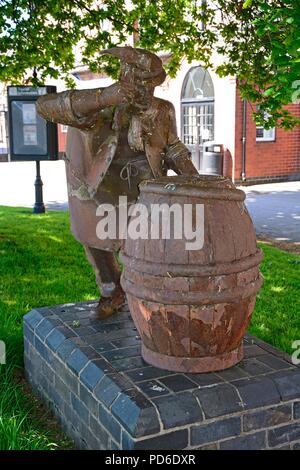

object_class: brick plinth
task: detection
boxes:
[23,301,300,450]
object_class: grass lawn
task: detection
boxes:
[0,205,299,449]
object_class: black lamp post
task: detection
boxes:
[33,160,45,214]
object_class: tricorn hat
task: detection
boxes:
[100,46,166,86]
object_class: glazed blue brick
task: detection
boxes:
[243,404,292,432]
[234,377,281,409]
[62,369,79,395]
[80,361,104,391]
[121,429,189,450]
[23,324,34,345]
[56,326,76,339]
[70,392,89,422]
[41,362,55,384]
[63,403,81,433]
[121,431,135,450]
[35,319,55,341]
[195,383,242,418]
[55,376,71,403]
[24,309,43,330]
[125,429,189,450]
[270,370,300,401]
[94,376,121,407]
[47,350,63,373]
[56,338,76,361]
[48,385,66,413]
[109,391,137,418]
[220,431,266,450]
[24,339,30,355]
[67,349,89,375]
[111,391,160,437]
[79,384,99,416]
[34,337,49,361]
[80,424,102,450]
[89,415,109,449]
[45,329,66,351]
[99,403,121,443]
[294,401,300,419]
[268,422,300,447]
[191,416,241,447]
[153,392,203,429]
[38,373,51,395]
[110,439,121,450]
[34,306,56,316]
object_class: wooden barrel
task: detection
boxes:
[120,176,263,373]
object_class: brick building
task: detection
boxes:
[156,58,300,185]
[234,97,300,184]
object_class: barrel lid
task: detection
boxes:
[139,175,245,201]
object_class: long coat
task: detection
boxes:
[37,89,196,250]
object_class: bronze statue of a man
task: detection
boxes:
[37,46,198,319]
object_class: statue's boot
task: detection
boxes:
[92,286,126,320]
[84,246,125,320]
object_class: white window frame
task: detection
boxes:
[256,109,276,142]
[256,126,276,142]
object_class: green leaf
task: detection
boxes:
[243,0,253,8]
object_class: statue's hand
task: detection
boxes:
[99,81,136,107]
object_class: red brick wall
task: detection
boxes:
[234,91,300,183]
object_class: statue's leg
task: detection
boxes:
[84,246,126,320]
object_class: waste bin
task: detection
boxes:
[200,142,224,175]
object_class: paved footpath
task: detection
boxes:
[0,161,68,211]
[0,162,299,242]
[237,181,300,243]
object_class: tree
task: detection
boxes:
[0,0,299,128]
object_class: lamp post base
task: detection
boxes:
[33,160,45,214]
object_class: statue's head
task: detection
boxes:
[100,46,166,89]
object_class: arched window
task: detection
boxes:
[181,67,215,169]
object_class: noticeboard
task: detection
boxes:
[7,86,58,161]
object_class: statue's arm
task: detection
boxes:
[37,82,135,129]
[165,103,198,176]
[36,89,101,129]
